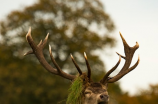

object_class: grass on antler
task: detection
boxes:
[66,76,83,104]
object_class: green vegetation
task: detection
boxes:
[66,75,83,104]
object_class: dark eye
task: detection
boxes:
[84,91,91,95]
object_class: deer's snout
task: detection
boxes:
[99,94,109,102]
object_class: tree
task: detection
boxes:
[0,0,123,103]
[1,0,115,71]
[136,84,158,104]
[117,84,158,104]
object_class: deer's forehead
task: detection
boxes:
[85,82,107,93]
[86,87,106,94]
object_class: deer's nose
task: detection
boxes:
[100,94,109,101]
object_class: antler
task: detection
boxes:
[101,32,140,84]
[25,28,139,84]
[24,27,76,80]
[70,52,92,81]
[24,27,93,81]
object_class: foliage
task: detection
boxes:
[66,75,83,104]
[0,46,70,104]
[138,84,158,104]
[113,84,158,104]
[1,0,116,79]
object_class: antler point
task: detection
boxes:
[24,53,27,56]
[136,41,139,46]
[46,33,49,40]
[84,52,87,59]
[49,44,52,53]
[70,54,74,59]
[26,27,32,41]
[47,32,49,36]
[119,31,122,36]
[24,50,33,56]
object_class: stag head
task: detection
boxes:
[25,28,139,104]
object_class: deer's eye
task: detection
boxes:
[84,91,92,95]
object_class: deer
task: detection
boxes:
[24,27,140,104]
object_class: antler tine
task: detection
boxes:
[100,55,121,84]
[119,32,139,73]
[24,50,33,56]
[26,27,37,50]
[116,52,125,59]
[41,33,49,48]
[49,45,62,73]
[108,55,140,83]
[107,32,139,83]
[24,27,35,56]
[84,52,91,81]
[25,28,76,80]
[127,55,140,72]
[70,54,82,75]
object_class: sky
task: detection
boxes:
[0,0,158,95]
[101,0,158,95]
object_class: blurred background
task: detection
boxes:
[0,0,158,104]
